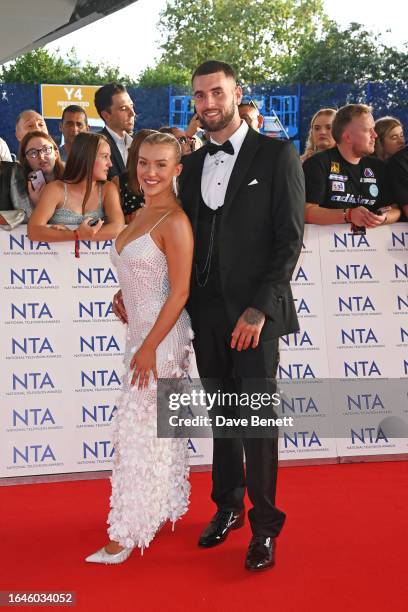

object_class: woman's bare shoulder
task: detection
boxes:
[168,205,191,223]
[102,180,118,194]
[160,207,193,244]
[42,180,64,196]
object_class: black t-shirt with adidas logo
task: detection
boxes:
[303,147,390,210]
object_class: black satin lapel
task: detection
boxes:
[222,128,260,214]
[113,141,125,173]
[183,147,207,234]
[103,128,125,172]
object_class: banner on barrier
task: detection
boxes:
[0,226,407,479]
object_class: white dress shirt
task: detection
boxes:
[201,120,249,210]
[105,125,133,165]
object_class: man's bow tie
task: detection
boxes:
[207,140,234,156]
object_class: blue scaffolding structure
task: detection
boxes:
[168,92,300,149]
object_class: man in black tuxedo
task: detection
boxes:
[94,83,135,180]
[180,60,304,571]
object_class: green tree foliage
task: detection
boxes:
[0,47,135,85]
[283,22,408,84]
[137,61,190,88]
[157,0,328,84]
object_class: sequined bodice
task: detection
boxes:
[111,234,169,342]
[110,230,192,354]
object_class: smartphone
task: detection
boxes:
[375,206,391,215]
[351,223,366,235]
[28,170,46,191]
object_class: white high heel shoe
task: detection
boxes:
[85,546,133,565]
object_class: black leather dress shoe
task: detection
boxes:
[198,510,245,548]
[245,536,276,571]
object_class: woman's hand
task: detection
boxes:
[186,114,202,137]
[130,341,158,390]
[76,217,104,240]
[112,289,128,324]
[27,180,46,207]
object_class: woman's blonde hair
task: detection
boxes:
[302,108,337,161]
[140,131,182,163]
[374,116,403,160]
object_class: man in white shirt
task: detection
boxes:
[59,105,89,162]
[94,83,135,180]
[180,60,304,572]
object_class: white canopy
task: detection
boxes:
[0,0,137,65]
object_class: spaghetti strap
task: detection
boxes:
[148,211,172,234]
[98,182,103,208]
[62,182,68,209]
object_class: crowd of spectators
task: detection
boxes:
[1,82,408,241]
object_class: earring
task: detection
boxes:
[172,176,178,197]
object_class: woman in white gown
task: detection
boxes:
[86,132,194,564]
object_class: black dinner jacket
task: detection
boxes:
[100,127,127,180]
[179,127,305,340]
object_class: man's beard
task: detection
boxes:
[198,100,236,132]
[351,142,375,158]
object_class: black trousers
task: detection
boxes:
[192,295,286,538]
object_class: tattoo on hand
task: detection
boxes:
[243,307,264,325]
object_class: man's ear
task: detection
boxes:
[100,109,110,124]
[235,84,243,106]
[340,128,350,146]
[258,115,264,130]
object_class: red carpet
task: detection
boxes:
[1,462,407,612]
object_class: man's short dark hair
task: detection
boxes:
[94,83,127,117]
[191,60,236,84]
[61,105,88,123]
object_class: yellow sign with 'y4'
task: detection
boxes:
[41,84,100,120]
